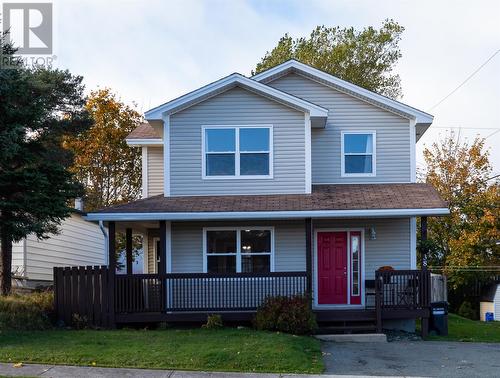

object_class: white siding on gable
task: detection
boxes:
[267,73,411,183]
[12,240,25,276]
[147,147,164,197]
[169,87,306,196]
[24,214,105,281]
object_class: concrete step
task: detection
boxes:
[314,333,387,343]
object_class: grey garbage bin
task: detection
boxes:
[430,301,448,336]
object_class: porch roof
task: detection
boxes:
[86,183,449,221]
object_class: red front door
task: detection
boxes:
[317,232,348,305]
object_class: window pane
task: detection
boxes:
[206,154,235,176]
[351,235,360,296]
[242,255,270,273]
[240,153,269,175]
[206,129,235,152]
[344,134,373,153]
[240,128,270,151]
[241,230,271,253]
[345,155,372,174]
[207,230,236,254]
[207,255,236,273]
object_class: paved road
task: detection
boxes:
[321,340,500,377]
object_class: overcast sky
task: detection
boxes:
[50,0,500,175]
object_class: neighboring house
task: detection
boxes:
[12,200,106,288]
[64,60,448,332]
[480,282,500,321]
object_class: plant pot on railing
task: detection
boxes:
[377,266,394,284]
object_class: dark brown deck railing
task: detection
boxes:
[375,269,431,311]
[115,272,308,313]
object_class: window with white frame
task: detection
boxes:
[205,228,273,273]
[342,132,376,176]
[203,126,272,178]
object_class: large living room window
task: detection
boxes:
[203,126,272,178]
[204,227,273,273]
[341,131,376,177]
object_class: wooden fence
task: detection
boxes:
[53,266,114,328]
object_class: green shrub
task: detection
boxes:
[202,314,223,329]
[0,291,54,330]
[457,301,477,320]
[254,295,317,335]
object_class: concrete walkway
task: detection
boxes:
[321,340,500,377]
[0,362,394,378]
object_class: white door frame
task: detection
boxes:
[313,228,365,309]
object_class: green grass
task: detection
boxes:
[426,313,500,343]
[0,328,323,374]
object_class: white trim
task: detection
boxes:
[202,226,275,273]
[409,119,417,183]
[142,234,149,273]
[410,217,417,269]
[126,139,163,146]
[252,60,434,126]
[152,237,160,274]
[145,73,329,120]
[341,130,376,177]
[304,114,312,193]
[162,115,171,197]
[141,146,148,198]
[86,208,450,221]
[201,125,274,180]
[313,228,365,309]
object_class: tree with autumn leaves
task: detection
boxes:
[64,89,142,211]
[420,133,499,315]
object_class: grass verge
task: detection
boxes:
[0,327,323,374]
[426,313,500,343]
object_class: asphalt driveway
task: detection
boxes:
[321,340,500,377]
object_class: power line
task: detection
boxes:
[428,48,500,111]
[430,127,499,130]
[485,129,500,139]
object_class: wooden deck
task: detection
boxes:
[54,267,431,334]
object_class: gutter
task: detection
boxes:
[86,208,450,222]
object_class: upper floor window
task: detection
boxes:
[203,126,272,179]
[341,131,376,177]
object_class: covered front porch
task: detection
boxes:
[54,216,433,334]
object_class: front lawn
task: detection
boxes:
[427,313,500,343]
[0,328,323,374]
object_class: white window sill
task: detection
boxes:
[202,175,274,180]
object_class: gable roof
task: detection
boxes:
[144,72,329,127]
[86,183,449,221]
[252,60,434,128]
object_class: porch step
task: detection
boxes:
[315,309,376,322]
[316,323,377,334]
[315,333,387,343]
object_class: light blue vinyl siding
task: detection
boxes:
[267,73,411,183]
[169,87,306,195]
[157,218,410,278]
[169,220,306,273]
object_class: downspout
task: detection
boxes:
[99,221,109,265]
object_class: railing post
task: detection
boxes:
[305,218,313,306]
[375,273,382,333]
[126,228,133,275]
[108,221,116,328]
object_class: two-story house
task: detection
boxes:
[80,60,448,332]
